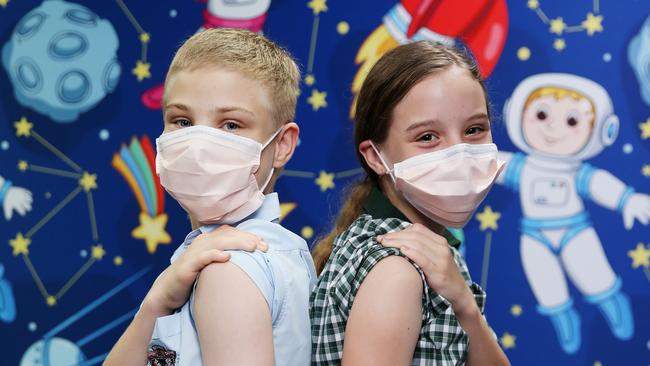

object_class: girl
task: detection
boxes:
[310,41,510,365]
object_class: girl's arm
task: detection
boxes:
[103,295,170,366]
[342,256,422,365]
[378,223,510,366]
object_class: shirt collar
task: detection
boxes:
[181,193,281,245]
[362,185,461,249]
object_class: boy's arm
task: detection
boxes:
[103,226,267,366]
[193,261,275,365]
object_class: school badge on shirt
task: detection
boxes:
[147,343,177,366]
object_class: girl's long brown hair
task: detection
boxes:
[312,41,490,274]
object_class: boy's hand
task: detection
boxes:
[143,225,267,316]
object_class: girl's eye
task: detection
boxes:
[417,133,436,142]
[466,126,485,135]
[175,119,191,128]
[223,121,240,131]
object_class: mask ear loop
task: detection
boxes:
[368,141,396,183]
[257,126,286,191]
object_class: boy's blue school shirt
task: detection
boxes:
[149,193,317,366]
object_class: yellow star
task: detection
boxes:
[132,60,151,81]
[549,17,567,35]
[511,304,523,317]
[0,0,9,8]
[553,38,566,51]
[132,213,172,254]
[337,21,350,35]
[581,12,603,36]
[9,233,31,256]
[594,361,602,366]
[527,0,539,9]
[14,116,33,137]
[307,89,327,111]
[46,296,57,306]
[17,160,28,172]
[301,226,314,239]
[639,118,650,139]
[139,32,150,44]
[91,244,106,260]
[307,0,327,15]
[315,170,335,192]
[280,202,297,223]
[475,205,501,231]
[79,172,97,191]
[499,332,516,349]
[113,256,123,266]
[628,243,650,268]
[642,164,650,177]
[304,74,315,86]
[517,47,531,61]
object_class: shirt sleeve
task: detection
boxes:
[227,250,275,312]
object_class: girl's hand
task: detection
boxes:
[376,223,476,315]
[143,225,267,316]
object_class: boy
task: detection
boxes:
[105,28,316,365]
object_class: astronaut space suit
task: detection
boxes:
[497,73,650,354]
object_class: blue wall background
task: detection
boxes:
[0,0,649,365]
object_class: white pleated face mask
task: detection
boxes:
[371,142,506,228]
[155,125,281,224]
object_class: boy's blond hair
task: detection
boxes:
[165,28,300,126]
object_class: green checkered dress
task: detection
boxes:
[310,186,488,365]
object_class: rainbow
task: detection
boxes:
[112,136,165,216]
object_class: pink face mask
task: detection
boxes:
[156,125,281,224]
[371,142,506,228]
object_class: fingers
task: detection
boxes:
[15,204,26,216]
[623,211,634,230]
[197,249,231,268]
[376,226,447,250]
[3,203,12,220]
[408,223,447,243]
[198,228,268,253]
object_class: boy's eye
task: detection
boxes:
[175,119,191,128]
[222,121,240,131]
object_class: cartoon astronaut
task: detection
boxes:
[628,14,650,106]
[141,0,271,110]
[351,0,508,117]
[0,175,32,220]
[497,73,650,354]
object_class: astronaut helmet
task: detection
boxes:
[503,73,619,162]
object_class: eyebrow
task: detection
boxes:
[215,106,255,116]
[164,103,188,111]
[405,113,490,132]
[163,104,255,117]
[405,120,440,133]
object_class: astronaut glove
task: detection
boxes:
[3,186,33,221]
[622,193,650,230]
